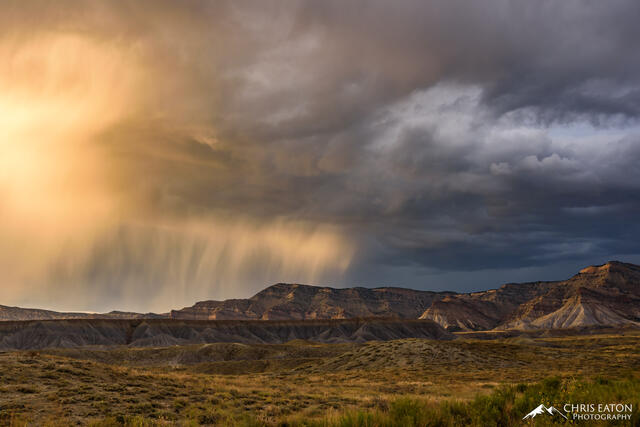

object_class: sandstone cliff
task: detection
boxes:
[170,284,452,320]
[420,261,640,331]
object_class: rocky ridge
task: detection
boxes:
[172,261,640,331]
[2,261,639,333]
[420,261,640,330]
[170,284,452,320]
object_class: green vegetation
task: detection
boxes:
[0,332,639,426]
[285,376,640,427]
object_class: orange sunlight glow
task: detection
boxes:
[0,33,354,311]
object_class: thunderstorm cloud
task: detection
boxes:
[1,0,640,311]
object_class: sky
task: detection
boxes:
[1,0,640,312]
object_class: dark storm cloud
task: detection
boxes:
[82,0,640,271]
[2,0,640,310]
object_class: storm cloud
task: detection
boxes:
[1,0,640,311]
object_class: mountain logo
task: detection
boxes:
[523,404,568,420]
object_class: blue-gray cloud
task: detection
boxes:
[2,0,640,310]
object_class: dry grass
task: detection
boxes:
[0,332,638,425]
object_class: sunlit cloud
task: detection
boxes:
[0,29,354,311]
[1,1,640,310]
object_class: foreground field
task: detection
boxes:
[0,331,639,426]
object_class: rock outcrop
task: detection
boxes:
[3,261,639,333]
[171,284,452,320]
[171,261,639,331]
[420,261,640,331]
[497,261,640,330]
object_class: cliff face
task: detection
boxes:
[497,261,640,330]
[3,261,639,333]
[171,261,640,331]
[171,284,451,320]
[420,261,640,331]
[418,281,556,330]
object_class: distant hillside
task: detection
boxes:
[172,261,640,331]
[420,261,640,331]
[170,284,454,320]
[0,305,166,321]
[3,261,639,332]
